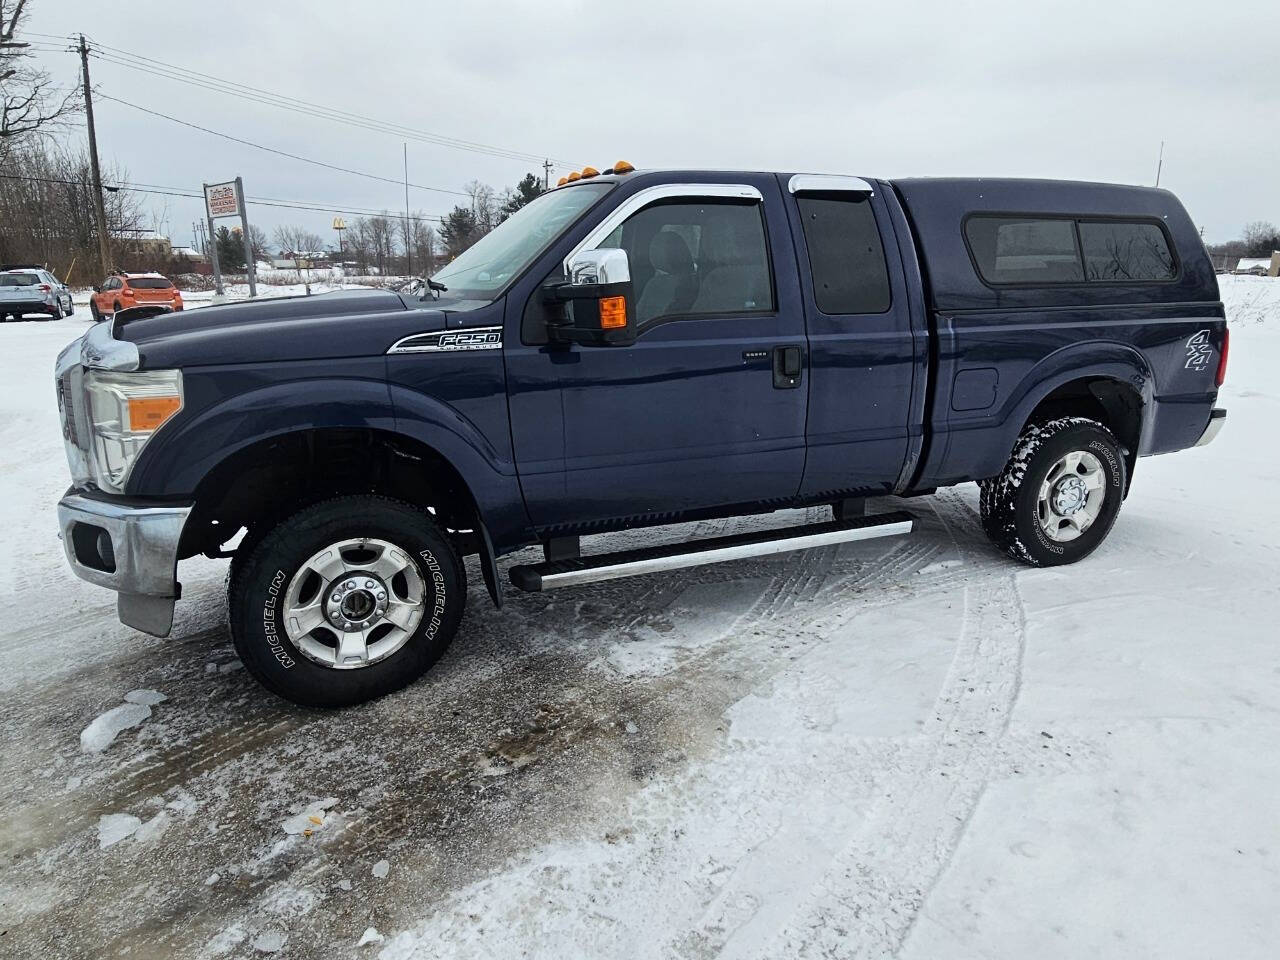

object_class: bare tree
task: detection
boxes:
[1,1,79,163]
[1241,221,1280,258]
[272,224,326,292]
[410,218,437,276]
[0,142,142,280]
[246,224,270,264]
[465,180,498,234]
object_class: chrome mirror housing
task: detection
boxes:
[567,248,631,286]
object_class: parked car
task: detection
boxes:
[53,166,1228,707]
[89,272,183,321]
[0,265,74,320]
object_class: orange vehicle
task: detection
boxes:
[89,272,184,321]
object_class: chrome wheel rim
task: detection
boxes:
[1036,450,1106,542]
[282,538,426,670]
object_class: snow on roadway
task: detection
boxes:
[0,277,1276,958]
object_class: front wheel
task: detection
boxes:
[979,417,1126,566]
[228,496,467,707]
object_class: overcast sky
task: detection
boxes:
[26,0,1279,248]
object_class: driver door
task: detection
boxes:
[507,177,809,531]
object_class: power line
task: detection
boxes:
[72,35,574,168]
[93,93,472,198]
[0,173,450,223]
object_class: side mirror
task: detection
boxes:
[92,285,101,293]
[543,248,635,347]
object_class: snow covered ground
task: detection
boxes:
[0,277,1276,959]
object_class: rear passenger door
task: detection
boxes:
[785,176,919,498]
[511,177,810,530]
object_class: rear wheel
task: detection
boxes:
[980,417,1126,566]
[89,301,101,322]
[228,496,466,708]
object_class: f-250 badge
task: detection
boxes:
[388,326,503,353]
[1184,330,1213,370]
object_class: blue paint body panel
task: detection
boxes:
[118,172,1225,559]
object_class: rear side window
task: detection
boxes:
[128,277,173,289]
[796,195,891,314]
[966,215,1178,286]
[1079,221,1175,281]
[965,218,1084,284]
[0,273,38,286]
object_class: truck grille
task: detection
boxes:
[57,370,82,446]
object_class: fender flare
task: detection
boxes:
[130,378,533,550]
[983,341,1155,479]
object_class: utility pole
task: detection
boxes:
[78,35,112,280]
[1155,140,1165,188]
[543,158,553,191]
[403,143,412,276]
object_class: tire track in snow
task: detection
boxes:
[745,490,1031,960]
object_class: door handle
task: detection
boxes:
[772,345,803,389]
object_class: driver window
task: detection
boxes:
[602,199,774,324]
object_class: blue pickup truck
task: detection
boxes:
[54,167,1228,706]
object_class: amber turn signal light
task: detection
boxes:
[599,296,627,329]
[128,395,182,432]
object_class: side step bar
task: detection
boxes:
[509,511,914,592]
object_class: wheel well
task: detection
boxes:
[1024,377,1143,480]
[179,428,482,560]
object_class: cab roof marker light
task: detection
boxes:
[613,160,635,174]
[557,176,569,187]
[567,172,581,182]
[580,166,599,178]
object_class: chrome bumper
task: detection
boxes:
[1195,408,1227,447]
[57,490,192,637]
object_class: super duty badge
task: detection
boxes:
[389,327,503,354]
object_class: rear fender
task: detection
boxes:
[971,342,1154,481]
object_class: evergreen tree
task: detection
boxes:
[498,173,545,222]
[215,225,246,272]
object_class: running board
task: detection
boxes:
[509,511,914,592]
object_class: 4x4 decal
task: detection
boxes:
[1185,330,1213,370]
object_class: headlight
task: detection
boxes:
[84,369,183,493]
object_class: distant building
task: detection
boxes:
[120,230,173,260]
[171,246,208,263]
[1233,253,1280,277]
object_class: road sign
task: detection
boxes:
[204,181,240,219]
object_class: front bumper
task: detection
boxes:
[1195,408,1227,447]
[57,490,192,637]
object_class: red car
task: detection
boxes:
[90,272,184,321]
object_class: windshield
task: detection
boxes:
[431,182,612,299]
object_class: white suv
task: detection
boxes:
[0,266,75,321]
